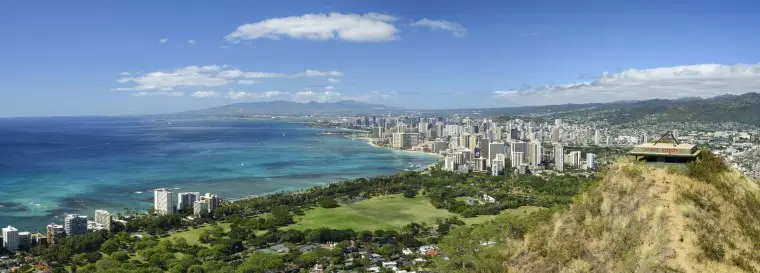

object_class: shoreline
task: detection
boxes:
[364,137,444,159]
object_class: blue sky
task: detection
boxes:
[2,0,759,117]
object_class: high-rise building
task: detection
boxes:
[554,145,564,171]
[510,128,519,140]
[178,192,201,211]
[475,158,488,172]
[430,140,449,153]
[569,151,582,167]
[94,210,112,231]
[392,133,418,149]
[479,138,491,164]
[491,160,504,176]
[64,214,88,236]
[433,122,444,138]
[18,232,31,250]
[444,155,457,171]
[204,193,220,212]
[593,129,600,145]
[587,153,597,170]
[46,223,65,245]
[444,125,460,137]
[554,119,563,127]
[193,193,221,216]
[154,188,176,215]
[551,127,562,143]
[488,142,505,165]
[509,141,530,163]
[193,201,209,217]
[528,141,543,168]
[2,226,19,251]
[511,152,524,168]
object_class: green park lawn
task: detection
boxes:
[285,194,542,231]
[162,223,231,245]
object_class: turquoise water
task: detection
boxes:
[0,117,439,231]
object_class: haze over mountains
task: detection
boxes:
[180,100,397,116]
[181,92,760,125]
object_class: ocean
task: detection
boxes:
[0,116,439,231]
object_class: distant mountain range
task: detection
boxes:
[180,92,760,125]
[427,92,760,125]
[180,100,398,116]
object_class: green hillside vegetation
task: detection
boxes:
[601,93,760,125]
[434,150,760,272]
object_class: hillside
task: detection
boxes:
[180,100,398,116]
[553,92,760,125]
[435,152,760,272]
[423,92,760,126]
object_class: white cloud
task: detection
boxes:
[191,91,220,98]
[491,63,760,105]
[115,65,227,91]
[242,72,286,78]
[411,18,467,37]
[327,78,339,83]
[119,72,130,76]
[132,91,184,97]
[225,12,399,43]
[159,38,168,43]
[188,40,196,44]
[324,86,335,91]
[293,69,343,78]
[114,65,344,97]
[226,91,288,100]
[237,79,260,85]
[218,70,244,78]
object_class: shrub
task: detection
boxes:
[317,197,339,208]
[402,190,417,198]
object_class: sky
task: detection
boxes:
[2,0,760,117]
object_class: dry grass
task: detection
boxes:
[504,161,760,273]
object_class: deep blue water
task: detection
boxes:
[0,117,439,231]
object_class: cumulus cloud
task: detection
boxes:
[225,12,399,43]
[132,91,184,97]
[411,18,467,37]
[242,72,286,78]
[191,91,220,98]
[188,40,196,44]
[119,72,130,76]
[114,65,343,93]
[324,86,335,91]
[327,78,339,83]
[226,91,288,100]
[293,69,343,78]
[115,65,227,91]
[491,63,760,105]
[237,79,259,85]
[159,38,168,43]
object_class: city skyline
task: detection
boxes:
[3,1,760,117]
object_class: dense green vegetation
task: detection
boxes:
[580,93,760,125]
[11,162,598,272]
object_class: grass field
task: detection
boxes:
[162,223,231,245]
[285,194,542,231]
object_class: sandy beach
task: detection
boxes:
[364,137,444,159]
